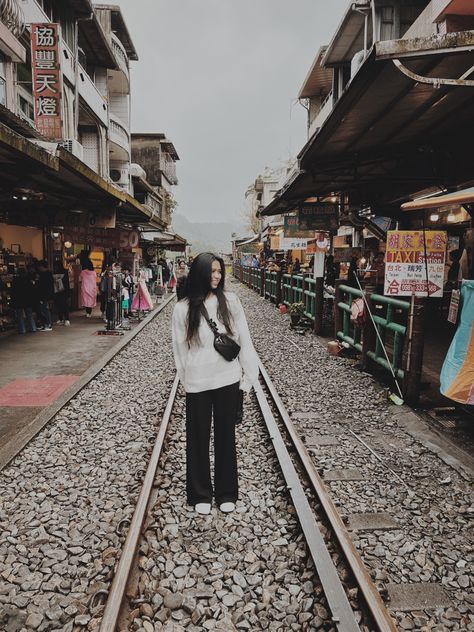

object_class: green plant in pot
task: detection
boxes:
[288,301,305,326]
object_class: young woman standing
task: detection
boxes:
[172,252,258,515]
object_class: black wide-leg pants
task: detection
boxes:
[185,381,240,506]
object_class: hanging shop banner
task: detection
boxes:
[283,215,313,238]
[440,281,474,404]
[298,203,338,231]
[447,289,460,325]
[384,230,447,298]
[270,235,280,250]
[279,237,308,251]
[31,23,63,140]
[63,226,139,250]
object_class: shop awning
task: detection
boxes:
[262,30,474,216]
[141,230,188,251]
[0,122,165,230]
[401,187,474,211]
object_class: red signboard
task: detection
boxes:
[31,23,63,139]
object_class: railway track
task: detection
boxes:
[97,359,397,632]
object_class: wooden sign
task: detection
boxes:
[299,204,338,231]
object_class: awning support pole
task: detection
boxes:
[392,59,474,88]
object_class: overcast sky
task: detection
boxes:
[112,0,349,223]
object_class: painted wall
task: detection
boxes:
[0,224,43,259]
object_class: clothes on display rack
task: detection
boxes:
[131,269,153,311]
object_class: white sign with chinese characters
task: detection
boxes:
[384,230,447,298]
[279,237,308,251]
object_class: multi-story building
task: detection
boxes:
[131,133,180,229]
[0,0,169,274]
[262,0,474,220]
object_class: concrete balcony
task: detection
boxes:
[109,112,130,158]
[108,33,130,93]
[78,63,108,126]
[111,33,129,79]
[308,91,334,140]
[160,158,178,186]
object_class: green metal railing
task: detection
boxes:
[336,284,409,379]
[303,277,316,321]
[282,274,304,306]
[367,293,409,379]
[249,267,261,292]
[265,271,278,301]
[242,266,251,285]
[337,285,364,352]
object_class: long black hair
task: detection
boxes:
[183,252,233,344]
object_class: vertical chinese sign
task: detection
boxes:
[384,230,447,298]
[31,24,63,139]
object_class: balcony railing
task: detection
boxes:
[78,63,108,126]
[308,91,333,139]
[109,113,130,152]
[111,32,129,79]
[160,158,178,185]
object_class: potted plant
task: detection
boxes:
[288,301,305,326]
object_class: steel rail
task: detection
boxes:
[99,374,180,632]
[253,378,360,632]
[258,361,398,632]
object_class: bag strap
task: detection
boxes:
[201,305,219,336]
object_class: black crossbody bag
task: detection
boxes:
[201,306,241,362]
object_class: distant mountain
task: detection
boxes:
[171,213,250,255]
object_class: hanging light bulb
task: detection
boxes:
[429,212,439,222]
[447,212,456,222]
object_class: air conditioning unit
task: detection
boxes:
[58,139,84,161]
[110,167,130,187]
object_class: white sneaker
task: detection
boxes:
[64,320,70,326]
[195,503,211,515]
[55,320,63,325]
[219,502,235,513]
[86,313,91,318]
[42,326,53,331]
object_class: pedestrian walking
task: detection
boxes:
[11,267,37,334]
[176,259,188,301]
[79,259,97,317]
[172,252,259,515]
[36,260,54,331]
[53,262,70,326]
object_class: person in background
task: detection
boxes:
[324,255,338,287]
[347,256,359,289]
[176,260,188,301]
[266,258,280,273]
[36,260,54,331]
[293,258,301,274]
[53,262,70,326]
[373,252,386,294]
[11,267,37,334]
[447,249,461,285]
[79,259,97,318]
[122,268,135,316]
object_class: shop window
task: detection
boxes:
[18,94,34,124]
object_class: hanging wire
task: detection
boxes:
[0,0,26,39]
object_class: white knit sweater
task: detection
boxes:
[171,292,259,393]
